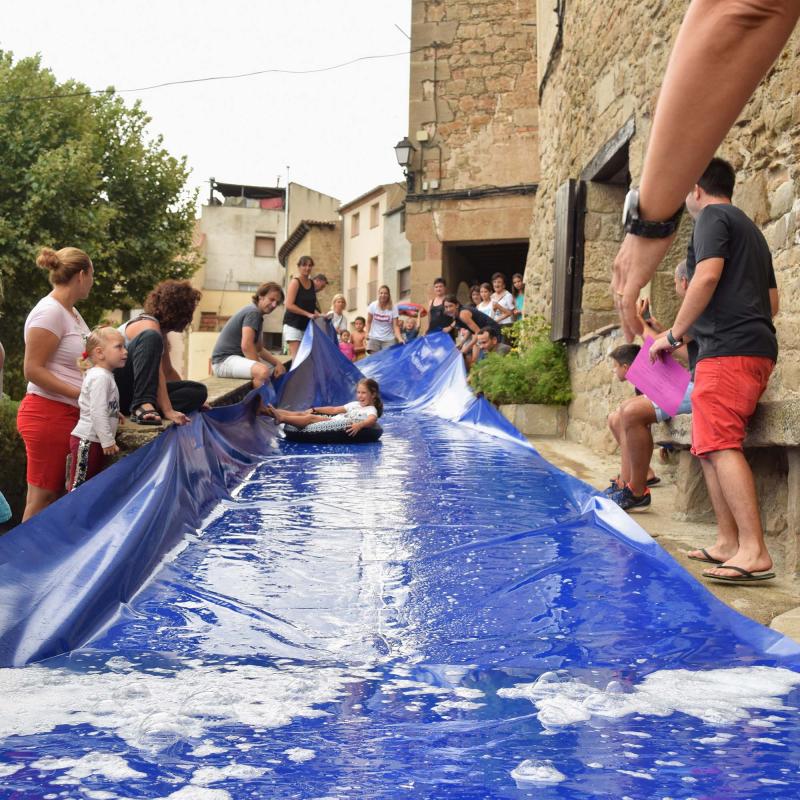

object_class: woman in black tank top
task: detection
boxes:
[442,295,501,338]
[427,277,450,335]
[283,255,319,360]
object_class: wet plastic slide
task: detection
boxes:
[0,325,799,799]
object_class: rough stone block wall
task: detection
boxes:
[409,0,539,192]
[566,327,630,454]
[407,0,540,304]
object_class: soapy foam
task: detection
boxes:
[158,788,231,800]
[284,747,316,763]
[0,659,352,753]
[190,764,268,785]
[32,753,145,784]
[498,666,800,729]
[510,759,566,786]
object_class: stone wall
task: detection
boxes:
[409,0,539,192]
[406,0,539,303]
[525,0,800,430]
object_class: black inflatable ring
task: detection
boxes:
[282,421,383,444]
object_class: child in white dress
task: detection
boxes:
[264,378,383,437]
[68,327,127,490]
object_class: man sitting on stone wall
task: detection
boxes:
[606,260,695,512]
[468,326,511,369]
[650,158,780,583]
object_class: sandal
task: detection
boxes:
[130,405,163,426]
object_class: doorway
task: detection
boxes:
[442,240,529,304]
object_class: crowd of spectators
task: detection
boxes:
[2,249,525,525]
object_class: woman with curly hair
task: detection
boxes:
[114,279,207,426]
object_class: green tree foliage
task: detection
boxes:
[0,397,25,527]
[468,316,572,406]
[0,51,200,398]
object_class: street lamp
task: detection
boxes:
[394,137,416,193]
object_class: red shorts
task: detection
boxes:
[691,356,774,457]
[17,394,79,493]
[68,436,107,491]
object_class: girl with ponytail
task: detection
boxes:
[262,377,383,437]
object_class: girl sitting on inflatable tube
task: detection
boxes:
[263,378,383,438]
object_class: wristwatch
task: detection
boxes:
[623,189,684,238]
[666,329,683,349]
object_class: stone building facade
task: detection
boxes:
[405,0,539,308]
[523,2,800,568]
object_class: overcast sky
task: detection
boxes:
[2,0,412,208]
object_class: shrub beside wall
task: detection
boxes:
[469,317,572,406]
[0,397,26,529]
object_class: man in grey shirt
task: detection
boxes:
[211,282,286,387]
[469,326,511,368]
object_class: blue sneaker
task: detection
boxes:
[611,485,651,511]
[601,480,622,497]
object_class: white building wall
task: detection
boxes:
[198,205,285,292]
[383,207,411,305]
[341,191,389,322]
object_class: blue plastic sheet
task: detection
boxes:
[1,324,799,798]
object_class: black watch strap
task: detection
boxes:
[624,188,684,239]
[666,329,683,348]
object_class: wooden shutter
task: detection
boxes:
[551,179,584,342]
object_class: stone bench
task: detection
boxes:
[653,399,800,574]
[653,399,800,450]
[117,376,254,452]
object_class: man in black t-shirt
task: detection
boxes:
[650,158,779,584]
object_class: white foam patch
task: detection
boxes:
[31,752,145,784]
[510,759,566,786]
[697,732,733,744]
[0,764,23,778]
[618,769,653,780]
[159,788,231,800]
[189,743,228,757]
[0,661,352,754]
[432,698,486,714]
[190,764,268,785]
[498,667,800,729]
[283,747,316,763]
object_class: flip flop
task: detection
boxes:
[687,548,723,565]
[702,565,776,583]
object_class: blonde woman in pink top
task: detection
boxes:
[17,247,93,521]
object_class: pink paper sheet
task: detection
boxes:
[625,336,691,417]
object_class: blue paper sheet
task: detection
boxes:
[0,323,799,799]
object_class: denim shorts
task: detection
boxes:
[652,381,694,424]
